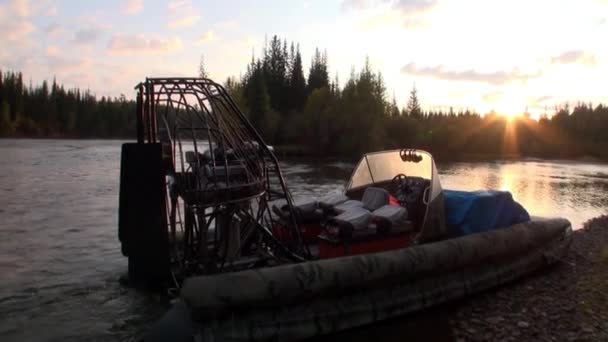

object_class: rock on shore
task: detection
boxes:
[450,215,608,341]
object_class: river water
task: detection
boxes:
[0,139,607,341]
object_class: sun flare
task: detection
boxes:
[503,112,520,122]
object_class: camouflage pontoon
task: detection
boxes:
[145,149,572,342]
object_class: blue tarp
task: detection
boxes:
[443,190,530,236]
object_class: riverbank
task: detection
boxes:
[312,216,608,342]
[450,215,608,341]
[272,144,608,163]
[0,138,606,164]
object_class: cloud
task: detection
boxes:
[107,34,183,55]
[169,15,200,29]
[346,0,439,29]
[531,96,554,106]
[167,0,200,29]
[392,0,437,14]
[196,30,215,45]
[46,6,57,16]
[47,55,92,74]
[401,63,540,84]
[72,28,102,45]
[45,23,63,39]
[46,46,59,56]
[361,8,428,29]
[11,0,30,17]
[391,0,438,28]
[341,0,370,11]
[0,0,34,41]
[124,0,144,15]
[0,19,34,41]
[551,50,596,66]
[482,91,503,103]
[342,0,436,12]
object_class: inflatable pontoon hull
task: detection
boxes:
[156,217,572,341]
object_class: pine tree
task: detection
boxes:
[263,35,289,112]
[0,70,4,109]
[244,60,275,139]
[198,54,209,78]
[0,100,12,135]
[224,76,249,117]
[307,48,329,93]
[331,73,340,96]
[407,84,421,118]
[390,94,400,117]
[287,44,307,111]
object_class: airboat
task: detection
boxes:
[117,78,572,341]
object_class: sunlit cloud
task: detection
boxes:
[347,0,438,28]
[196,31,215,45]
[107,34,183,55]
[551,50,597,66]
[359,10,403,30]
[0,0,34,39]
[341,0,370,11]
[523,96,556,116]
[168,14,200,29]
[342,0,437,12]
[45,6,57,16]
[46,46,59,56]
[1,19,35,41]
[401,63,541,85]
[392,0,438,14]
[11,0,30,17]
[124,0,144,15]
[167,0,200,29]
[482,91,503,103]
[47,55,92,74]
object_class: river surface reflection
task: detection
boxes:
[0,139,606,341]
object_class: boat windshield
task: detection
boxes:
[346,150,433,190]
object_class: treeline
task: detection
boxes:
[2,34,608,160]
[0,70,136,138]
[222,35,608,159]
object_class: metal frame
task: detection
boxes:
[134,77,309,284]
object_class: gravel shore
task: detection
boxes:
[450,215,608,342]
[315,216,608,342]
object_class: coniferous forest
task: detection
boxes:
[1,35,608,160]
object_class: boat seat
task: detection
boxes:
[371,205,410,233]
[333,200,364,213]
[324,187,407,240]
[291,198,324,222]
[272,198,325,224]
[326,206,372,233]
[318,193,349,210]
[331,187,389,214]
[361,187,390,211]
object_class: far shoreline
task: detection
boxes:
[1,137,607,164]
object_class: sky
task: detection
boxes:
[0,0,607,117]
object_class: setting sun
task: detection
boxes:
[503,112,521,121]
